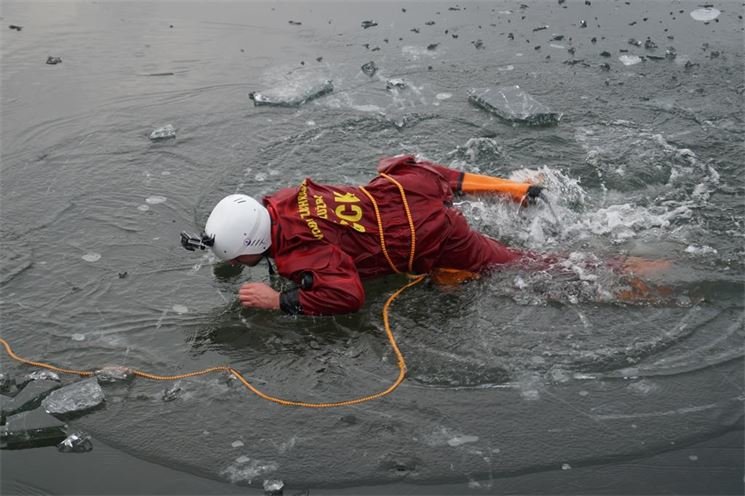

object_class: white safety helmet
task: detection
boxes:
[204,194,272,261]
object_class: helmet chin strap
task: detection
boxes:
[265,254,276,275]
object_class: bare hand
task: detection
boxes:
[238,282,280,310]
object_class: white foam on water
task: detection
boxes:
[350,104,383,113]
[627,379,659,395]
[690,8,720,22]
[402,45,436,60]
[497,64,514,72]
[435,92,453,100]
[619,55,642,66]
[550,43,565,49]
[82,252,101,262]
[145,195,167,204]
[422,426,479,448]
[447,435,479,447]
[71,333,85,341]
[517,373,543,401]
[561,463,572,470]
[137,204,150,212]
[685,244,718,255]
[221,457,279,484]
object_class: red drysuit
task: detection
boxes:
[263,155,526,315]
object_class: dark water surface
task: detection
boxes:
[1,1,743,494]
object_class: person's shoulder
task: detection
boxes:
[376,155,446,181]
[376,154,417,174]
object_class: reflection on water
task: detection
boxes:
[1,0,743,489]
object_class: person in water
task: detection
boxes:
[181,155,663,315]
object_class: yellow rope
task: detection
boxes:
[359,173,418,274]
[359,186,401,274]
[0,174,426,408]
[379,173,417,273]
[0,275,424,408]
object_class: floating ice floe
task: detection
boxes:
[249,80,333,107]
[71,333,85,341]
[619,55,642,66]
[2,380,61,417]
[690,8,720,22]
[137,204,150,212]
[82,252,101,262]
[0,407,67,449]
[468,86,562,126]
[149,124,176,141]
[435,92,452,101]
[42,378,105,416]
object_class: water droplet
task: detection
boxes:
[172,304,188,314]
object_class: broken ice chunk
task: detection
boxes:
[619,54,642,66]
[361,61,378,77]
[468,86,562,126]
[94,366,133,383]
[41,378,105,416]
[2,379,61,418]
[385,78,407,90]
[149,124,176,141]
[0,407,68,449]
[249,80,333,107]
[263,479,284,495]
[162,383,182,402]
[58,431,93,453]
[21,370,61,387]
[0,373,14,394]
[690,8,720,22]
